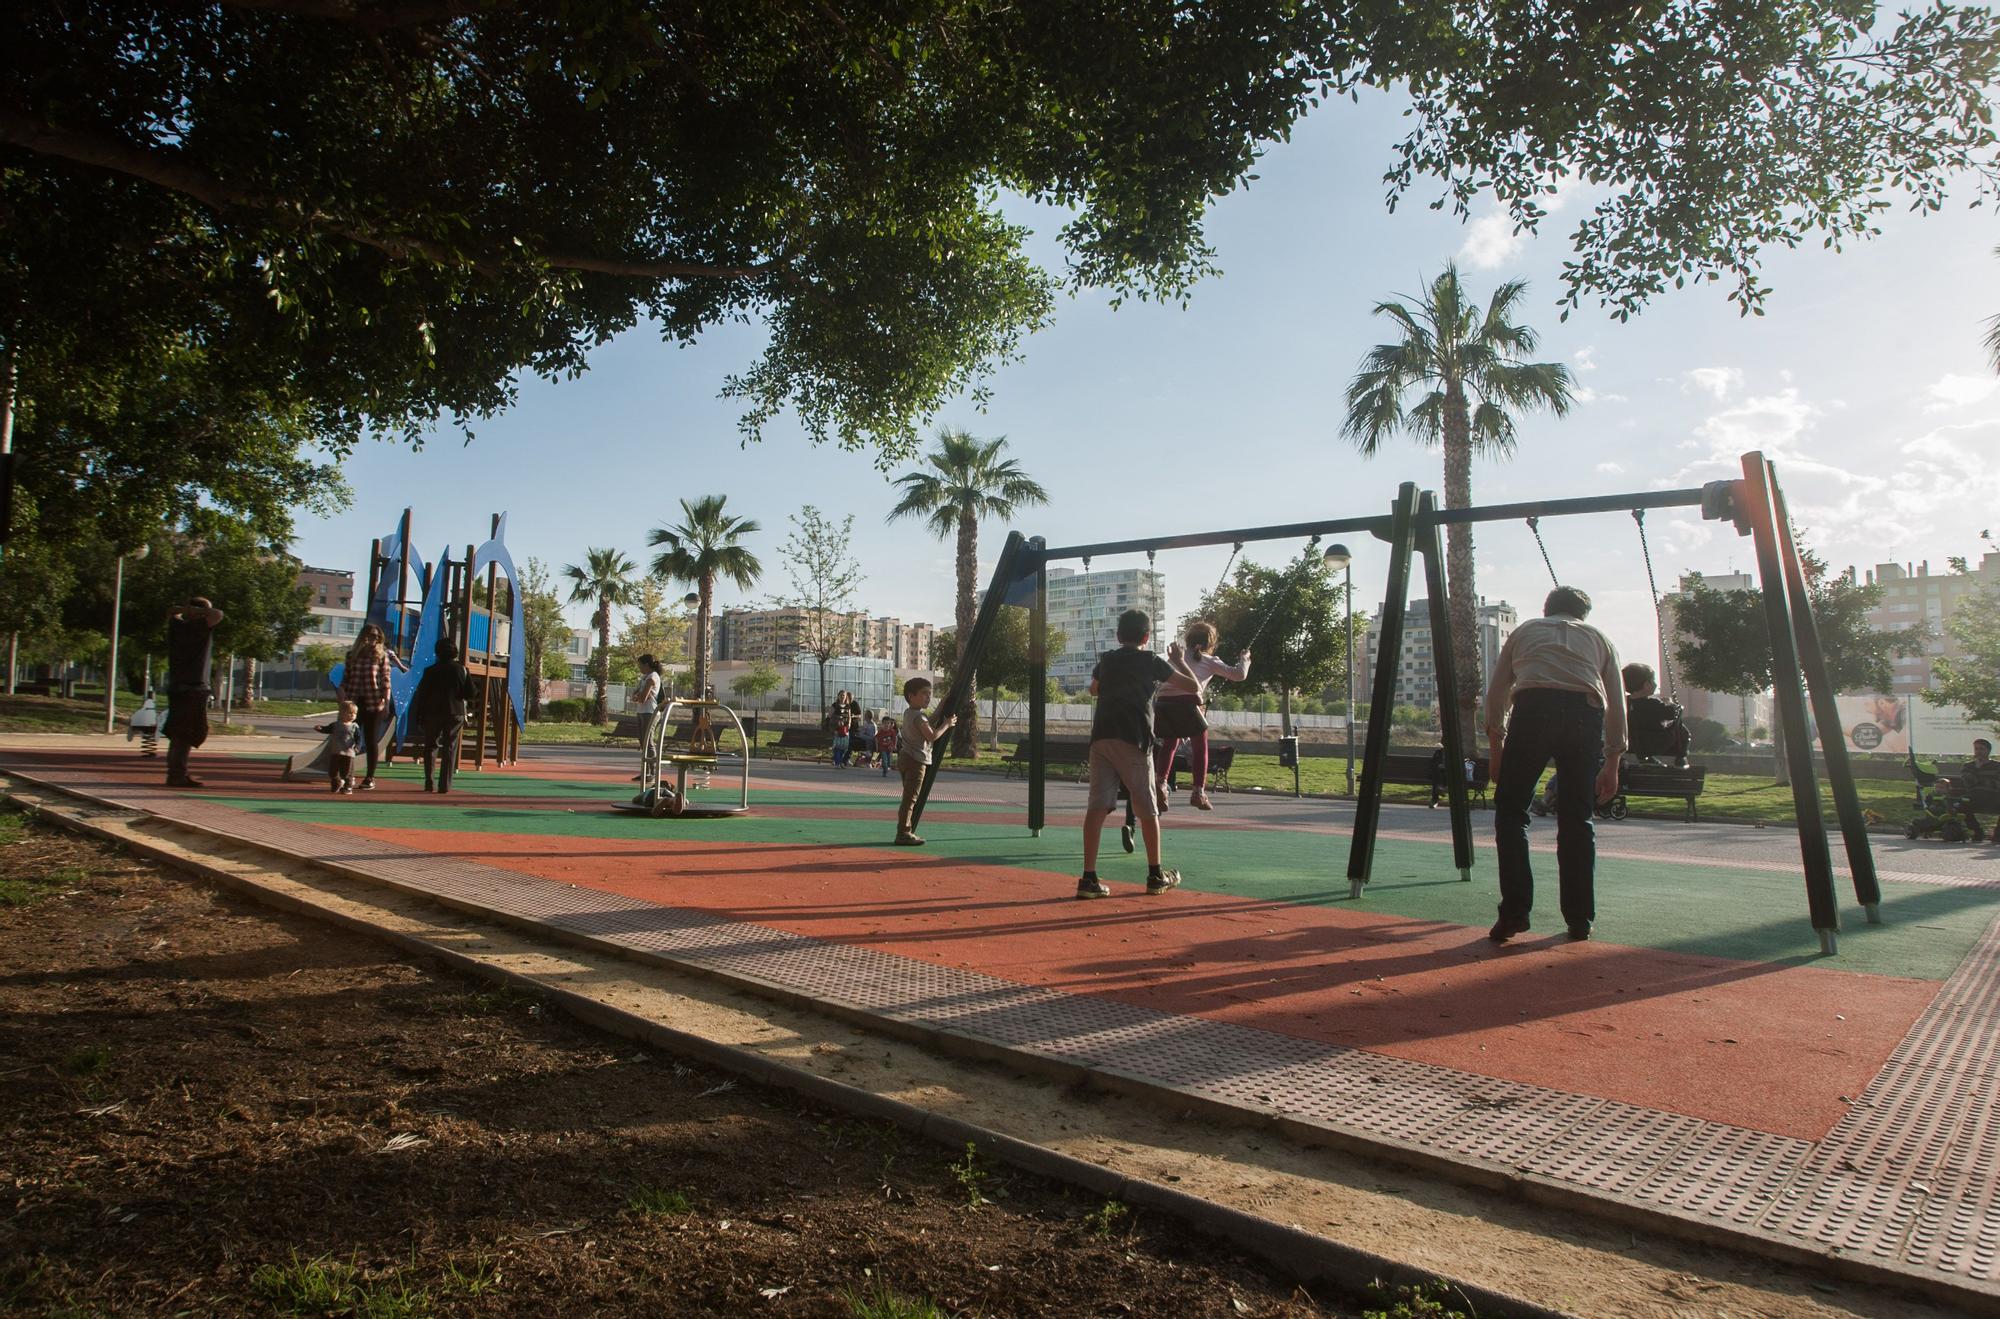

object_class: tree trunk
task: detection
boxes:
[951,507,978,759]
[525,640,543,719]
[694,573,714,697]
[238,657,257,708]
[817,655,828,715]
[1441,393,1481,751]
[593,607,610,724]
[1279,685,1293,737]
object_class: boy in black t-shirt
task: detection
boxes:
[1078,609,1200,899]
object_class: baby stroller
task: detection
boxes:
[1904,770,1988,843]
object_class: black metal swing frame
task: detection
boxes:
[908,448,1880,955]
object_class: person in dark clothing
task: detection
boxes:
[411,638,478,794]
[1076,609,1199,899]
[163,597,223,787]
[1622,662,1689,766]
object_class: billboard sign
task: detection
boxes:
[1831,695,2000,757]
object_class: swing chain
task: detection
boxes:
[1215,541,1244,593]
[1527,517,1558,585]
[1633,508,1676,698]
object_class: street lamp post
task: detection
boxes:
[1323,544,1354,797]
[104,543,149,734]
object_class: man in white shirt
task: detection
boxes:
[1484,586,1626,944]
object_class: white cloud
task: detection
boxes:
[1595,461,1624,474]
[1682,367,1743,400]
[1925,373,2000,413]
[1573,346,1598,372]
[1457,178,1590,271]
[1457,213,1521,270]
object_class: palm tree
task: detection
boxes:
[1342,264,1574,744]
[888,428,1048,758]
[649,495,762,699]
[563,547,640,724]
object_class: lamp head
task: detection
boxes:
[682,592,701,608]
[1322,543,1351,572]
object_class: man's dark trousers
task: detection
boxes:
[420,725,462,791]
[1493,688,1605,930]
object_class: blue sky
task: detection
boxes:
[292,91,2000,671]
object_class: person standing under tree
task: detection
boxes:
[163,597,223,787]
[1485,586,1626,944]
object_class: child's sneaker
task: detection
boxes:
[1145,869,1182,895]
[1076,876,1111,899]
[1119,823,1135,853]
[894,833,924,847]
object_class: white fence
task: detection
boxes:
[975,699,1347,734]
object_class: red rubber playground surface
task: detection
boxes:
[8,742,2000,1291]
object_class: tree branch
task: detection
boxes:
[0,108,781,282]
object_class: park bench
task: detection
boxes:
[1379,751,1490,808]
[1612,763,1708,822]
[772,727,829,760]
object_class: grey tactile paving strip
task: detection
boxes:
[11,760,2000,1297]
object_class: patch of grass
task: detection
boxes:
[1080,1198,1129,1238]
[3,863,99,910]
[440,1255,498,1297]
[844,1279,953,1319]
[948,1142,988,1209]
[0,810,27,848]
[626,1185,693,1215]
[249,1253,435,1317]
[1363,1279,1471,1319]
[63,1044,111,1076]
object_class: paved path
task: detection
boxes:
[7,740,1998,1302]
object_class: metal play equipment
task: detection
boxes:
[619,696,751,817]
[918,449,1878,955]
[284,509,527,781]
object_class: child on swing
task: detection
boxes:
[1151,620,1250,812]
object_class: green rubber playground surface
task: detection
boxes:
[202,759,1998,982]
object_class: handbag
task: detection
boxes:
[1153,696,1208,739]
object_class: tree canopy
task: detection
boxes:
[1926,583,2000,726]
[1673,553,1928,700]
[1189,554,1352,724]
[7,0,1994,464]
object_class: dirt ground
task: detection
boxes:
[0,811,1450,1318]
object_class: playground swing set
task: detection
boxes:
[910,448,1880,956]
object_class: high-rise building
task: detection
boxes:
[1044,566,1168,689]
[1364,598,1516,709]
[1861,553,2000,694]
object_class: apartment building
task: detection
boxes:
[1364,598,1516,709]
[298,565,355,610]
[711,607,936,669]
[1862,553,2000,695]
[1044,566,1168,689]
